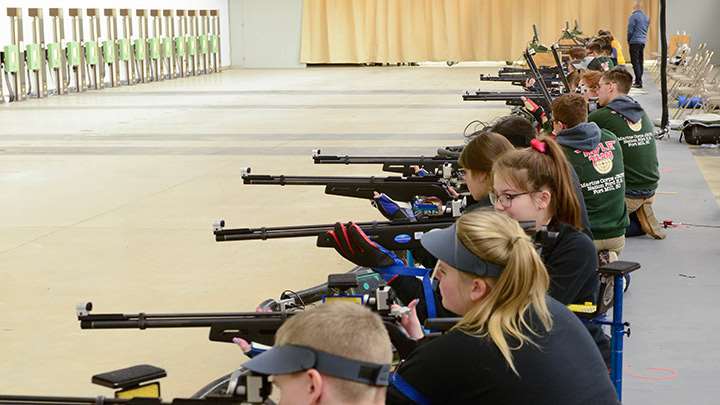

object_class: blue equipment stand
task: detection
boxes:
[594,261,641,401]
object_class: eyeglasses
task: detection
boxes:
[489,191,531,208]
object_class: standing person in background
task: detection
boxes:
[627,0,650,88]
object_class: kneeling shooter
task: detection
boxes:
[590,67,665,239]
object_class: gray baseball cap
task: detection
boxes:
[420,223,504,277]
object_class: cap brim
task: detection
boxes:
[420,224,460,267]
[420,223,503,277]
[243,345,316,376]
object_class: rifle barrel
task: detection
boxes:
[0,395,136,405]
[243,174,412,185]
[214,218,454,243]
[312,155,453,165]
[79,311,289,329]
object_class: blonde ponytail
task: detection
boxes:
[454,210,552,374]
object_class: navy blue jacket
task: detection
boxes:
[627,10,650,44]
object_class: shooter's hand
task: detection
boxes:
[393,299,424,340]
[372,192,415,221]
[327,221,403,268]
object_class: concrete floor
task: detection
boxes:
[0,66,718,403]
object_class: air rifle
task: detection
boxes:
[0,395,248,405]
[77,273,401,347]
[497,65,560,75]
[550,43,572,92]
[462,90,549,106]
[77,302,290,346]
[212,217,455,250]
[463,48,557,109]
[0,365,272,404]
[481,46,570,91]
[478,73,562,88]
[311,149,459,178]
[241,168,461,203]
[529,24,549,52]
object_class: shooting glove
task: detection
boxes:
[521,96,548,131]
[373,193,416,221]
[327,222,403,268]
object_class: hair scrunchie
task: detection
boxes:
[530,138,547,154]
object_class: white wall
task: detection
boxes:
[666,0,720,63]
[0,0,231,67]
[228,0,304,68]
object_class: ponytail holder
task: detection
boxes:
[511,236,522,245]
[530,138,547,154]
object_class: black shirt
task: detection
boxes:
[541,221,598,306]
[388,297,619,405]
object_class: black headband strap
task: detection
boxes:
[312,348,390,386]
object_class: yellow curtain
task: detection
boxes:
[301,0,659,63]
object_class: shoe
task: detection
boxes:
[632,83,643,89]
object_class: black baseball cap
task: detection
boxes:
[242,345,390,386]
[420,223,504,277]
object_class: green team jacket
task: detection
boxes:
[589,102,660,192]
[557,123,629,240]
[588,56,615,71]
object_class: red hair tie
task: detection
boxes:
[530,138,547,154]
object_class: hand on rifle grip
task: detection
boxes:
[372,192,415,221]
[327,222,402,268]
[393,299,424,340]
[233,337,252,354]
[521,96,548,129]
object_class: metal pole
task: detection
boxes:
[199,10,209,74]
[0,51,4,102]
[68,8,86,92]
[150,9,163,81]
[7,7,26,101]
[104,9,119,87]
[610,273,627,401]
[660,0,669,132]
[188,10,198,76]
[28,8,48,98]
[163,9,176,79]
[119,9,135,85]
[86,8,104,90]
[136,9,149,83]
[176,9,187,77]
[49,8,67,95]
[211,9,221,73]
